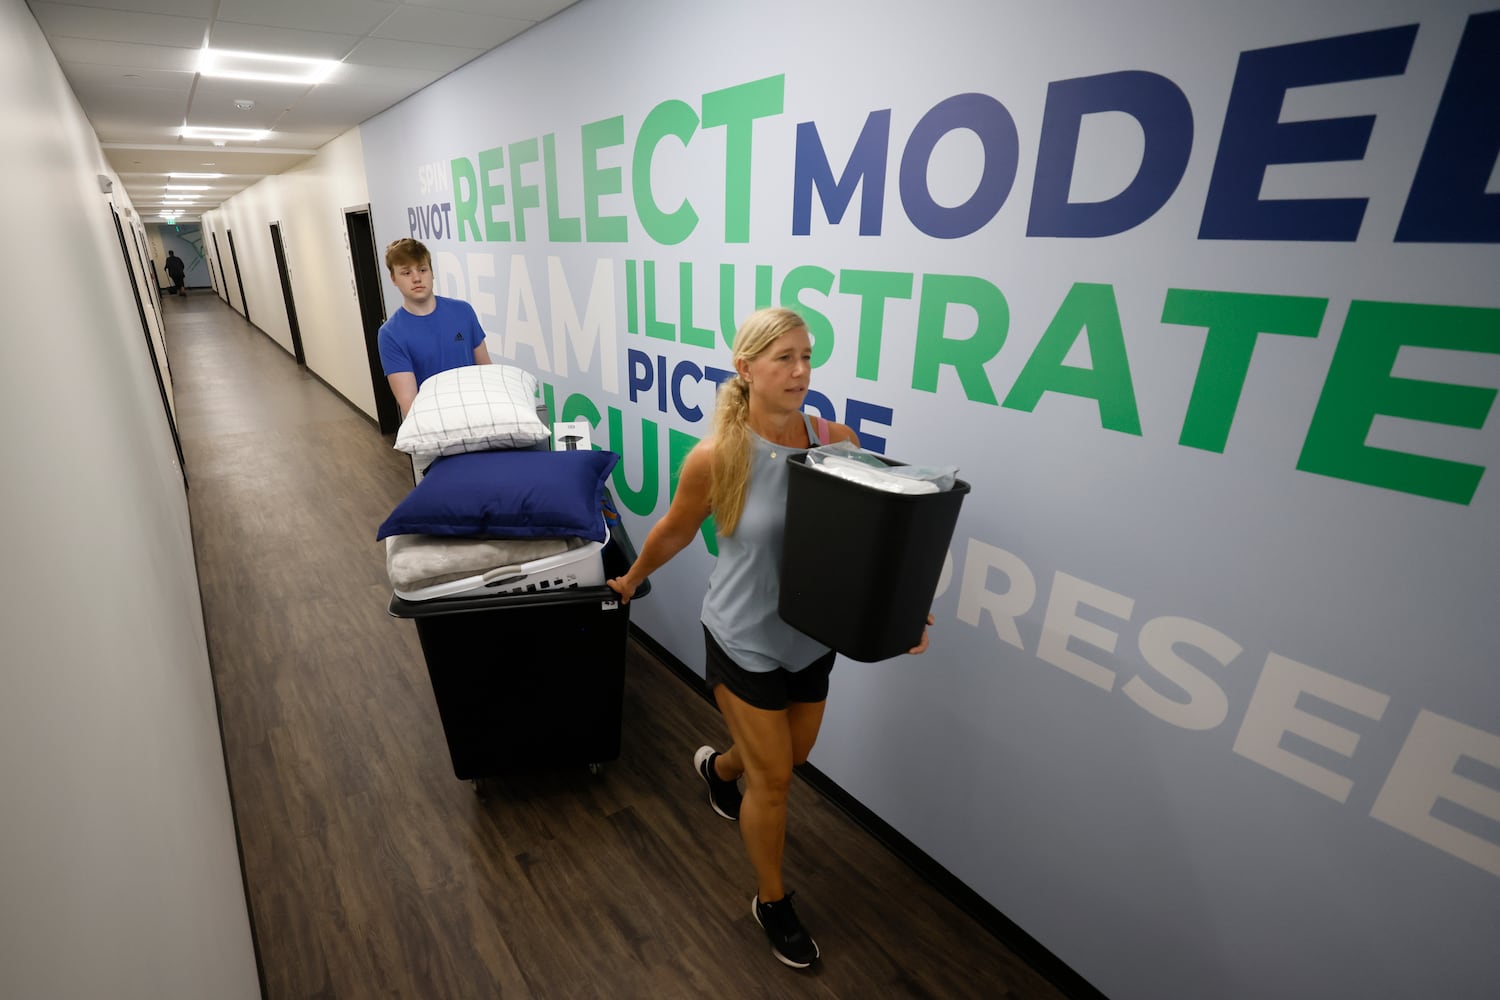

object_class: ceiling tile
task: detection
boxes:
[58,60,193,91]
[370,4,529,49]
[342,35,482,72]
[41,0,216,15]
[45,36,200,71]
[213,0,398,37]
[29,2,207,47]
[405,0,574,19]
[189,75,315,129]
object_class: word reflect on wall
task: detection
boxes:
[948,534,1500,879]
[418,13,1498,249]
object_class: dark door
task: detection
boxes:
[344,206,399,433]
[211,230,227,304]
[225,228,249,323]
[269,222,305,365]
[111,206,186,487]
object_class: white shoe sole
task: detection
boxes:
[694,745,737,821]
[751,894,818,968]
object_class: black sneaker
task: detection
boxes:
[753,892,819,968]
[694,745,741,820]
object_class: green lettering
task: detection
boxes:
[781,265,835,368]
[1003,282,1140,434]
[581,115,627,242]
[508,138,540,242]
[1164,289,1326,451]
[559,391,602,429]
[841,269,915,382]
[541,133,581,243]
[679,262,715,348]
[477,146,509,242]
[625,259,638,334]
[608,407,658,516]
[632,100,698,245]
[450,156,482,242]
[700,75,785,244]
[913,274,1007,404]
[1298,301,1499,504]
[643,260,674,341]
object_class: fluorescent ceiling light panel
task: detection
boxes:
[163,195,200,202]
[180,125,268,142]
[165,185,210,190]
[169,172,224,179]
[198,48,337,85]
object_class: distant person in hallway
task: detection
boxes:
[164,250,186,297]
[606,307,933,970]
[377,237,491,419]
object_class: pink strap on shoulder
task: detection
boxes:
[814,416,831,445]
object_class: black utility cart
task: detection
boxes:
[388,511,649,795]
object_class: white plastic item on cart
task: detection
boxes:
[388,524,609,601]
[803,442,958,494]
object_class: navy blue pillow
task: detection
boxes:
[377,449,618,541]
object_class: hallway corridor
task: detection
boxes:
[167,293,1065,999]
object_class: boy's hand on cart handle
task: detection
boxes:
[607,575,638,604]
[907,614,935,655]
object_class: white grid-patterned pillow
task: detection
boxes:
[394,364,550,457]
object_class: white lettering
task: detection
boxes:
[1232,653,1389,803]
[1036,571,1133,691]
[1371,710,1500,878]
[548,256,618,392]
[466,252,497,336]
[955,539,1034,650]
[1123,616,1240,731]
[504,254,551,370]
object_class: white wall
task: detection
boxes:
[0,3,260,998]
[202,129,378,416]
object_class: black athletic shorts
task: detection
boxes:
[702,625,836,711]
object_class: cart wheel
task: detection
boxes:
[588,763,604,776]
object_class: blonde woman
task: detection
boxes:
[608,307,931,968]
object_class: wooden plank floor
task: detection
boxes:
[167,293,1069,1000]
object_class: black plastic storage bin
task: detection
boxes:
[387,512,648,783]
[779,453,968,662]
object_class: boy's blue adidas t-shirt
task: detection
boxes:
[377,296,486,386]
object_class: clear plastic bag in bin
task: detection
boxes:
[804,442,959,494]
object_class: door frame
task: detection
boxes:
[343,205,400,434]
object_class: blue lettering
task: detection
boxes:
[1199,24,1418,241]
[899,93,1019,239]
[1397,10,1500,243]
[1028,71,1193,237]
[791,110,892,236]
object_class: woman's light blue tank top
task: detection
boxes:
[701,414,830,673]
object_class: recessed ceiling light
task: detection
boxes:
[180,125,267,142]
[198,47,337,85]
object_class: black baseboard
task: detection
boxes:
[627,623,1108,1000]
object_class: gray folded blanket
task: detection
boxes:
[385,533,584,592]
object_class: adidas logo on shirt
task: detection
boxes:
[453,332,464,341]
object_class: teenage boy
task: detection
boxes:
[377,237,492,418]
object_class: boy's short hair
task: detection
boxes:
[385,237,430,274]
